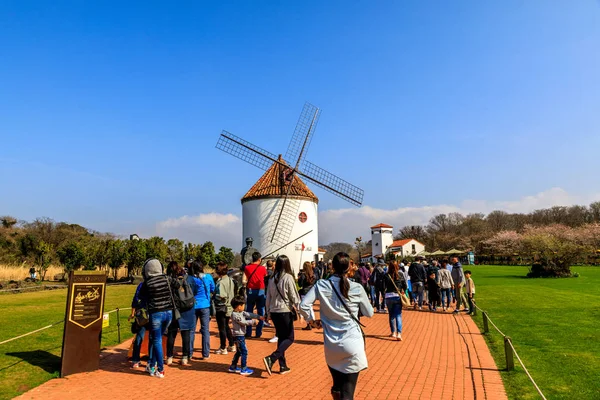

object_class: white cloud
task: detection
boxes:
[155,213,242,249]
[153,188,600,251]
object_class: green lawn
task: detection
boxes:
[0,285,136,399]
[469,265,600,400]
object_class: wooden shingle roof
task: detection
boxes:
[241,155,319,203]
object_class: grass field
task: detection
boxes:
[0,284,137,399]
[470,265,600,400]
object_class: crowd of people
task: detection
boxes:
[128,252,475,400]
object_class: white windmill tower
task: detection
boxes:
[216,103,364,275]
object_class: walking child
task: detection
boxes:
[426,271,441,312]
[464,270,476,314]
[229,296,264,376]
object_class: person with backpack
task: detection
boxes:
[165,261,198,366]
[214,261,236,355]
[140,258,175,378]
[299,252,374,400]
[369,260,387,313]
[190,261,215,360]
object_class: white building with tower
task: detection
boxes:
[361,223,425,263]
[241,156,319,275]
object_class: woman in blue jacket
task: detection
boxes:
[190,261,215,359]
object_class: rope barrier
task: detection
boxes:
[0,285,66,293]
[474,303,547,399]
[0,320,64,345]
[0,306,130,346]
[507,340,548,400]
[0,280,133,294]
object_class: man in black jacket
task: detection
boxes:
[408,256,427,310]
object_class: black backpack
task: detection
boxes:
[174,275,196,312]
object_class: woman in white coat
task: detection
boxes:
[299,252,374,400]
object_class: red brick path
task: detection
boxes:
[18,309,506,400]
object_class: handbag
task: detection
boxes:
[328,279,366,348]
[166,276,181,320]
[134,307,149,326]
[386,274,410,307]
[273,273,299,321]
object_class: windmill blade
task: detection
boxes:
[216,131,279,171]
[266,197,301,246]
[285,102,321,167]
[299,160,364,207]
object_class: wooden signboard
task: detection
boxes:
[61,271,107,377]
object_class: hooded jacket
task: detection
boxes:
[451,261,465,286]
[141,259,175,314]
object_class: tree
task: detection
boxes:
[35,241,53,281]
[107,239,128,280]
[0,216,17,229]
[216,246,235,266]
[57,241,87,273]
[322,242,354,263]
[145,236,168,262]
[521,225,590,277]
[166,238,184,263]
[199,241,216,267]
[127,239,147,276]
[482,231,522,255]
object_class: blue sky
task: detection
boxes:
[1,1,599,248]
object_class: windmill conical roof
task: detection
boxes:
[241,155,319,204]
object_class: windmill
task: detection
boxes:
[216,102,364,272]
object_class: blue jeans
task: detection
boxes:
[385,297,402,334]
[245,289,265,337]
[230,335,248,369]
[191,308,211,358]
[440,288,451,308]
[412,282,424,307]
[149,310,172,372]
[132,324,153,363]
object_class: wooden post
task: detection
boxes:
[504,336,515,371]
[116,308,121,344]
[483,312,489,333]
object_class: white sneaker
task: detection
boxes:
[397,334,403,341]
[215,348,228,355]
[227,345,236,352]
[181,357,189,365]
[166,357,173,365]
[268,336,278,343]
[391,332,397,338]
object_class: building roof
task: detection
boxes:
[389,238,425,248]
[361,253,372,258]
[370,223,393,229]
[241,155,319,203]
[318,248,327,253]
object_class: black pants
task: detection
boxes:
[166,328,191,358]
[269,312,294,368]
[329,366,359,400]
[215,311,234,349]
